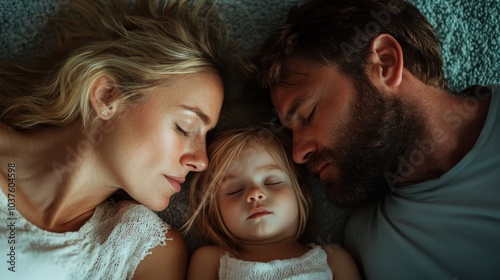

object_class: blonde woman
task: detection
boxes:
[0,0,225,279]
[184,127,359,279]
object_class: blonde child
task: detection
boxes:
[183,127,360,279]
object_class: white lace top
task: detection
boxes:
[218,244,333,280]
[0,190,170,280]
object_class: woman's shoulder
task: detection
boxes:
[92,200,188,278]
[92,199,170,247]
[133,228,188,280]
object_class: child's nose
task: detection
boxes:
[246,186,266,202]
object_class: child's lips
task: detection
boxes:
[247,206,272,219]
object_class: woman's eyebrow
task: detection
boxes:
[181,105,210,124]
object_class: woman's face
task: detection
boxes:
[98,71,223,211]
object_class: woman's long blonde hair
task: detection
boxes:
[183,126,311,256]
[0,0,225,130]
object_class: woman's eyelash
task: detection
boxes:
[175,124,188,136]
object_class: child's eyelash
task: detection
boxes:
[227,188,243,195]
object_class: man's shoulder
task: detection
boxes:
[343,199,381,249]
[345,200,380,228]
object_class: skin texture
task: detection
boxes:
[0,71,224,280]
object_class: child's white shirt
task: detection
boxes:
[218,244,333,280]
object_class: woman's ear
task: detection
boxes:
[89,76,119,120]
[366,34,403,90]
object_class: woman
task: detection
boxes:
[0,0,225,279]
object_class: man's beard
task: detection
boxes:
[307,75,425,208]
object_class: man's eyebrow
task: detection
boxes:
[181,105,210,124]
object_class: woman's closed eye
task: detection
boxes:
[175,123,189,137]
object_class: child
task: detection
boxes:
[183,126,360,279]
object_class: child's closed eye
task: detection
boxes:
[264,181,283,186]
[264,175,286,186]
[226,187,244,196]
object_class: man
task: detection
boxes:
[254,0,500,279]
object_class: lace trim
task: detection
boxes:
[0,191,171,280]
[219,244,333,280]
[80,201,170,280]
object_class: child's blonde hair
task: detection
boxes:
[183,126,310,256]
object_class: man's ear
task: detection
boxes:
[366,34,403,90]
[89,76,119,120]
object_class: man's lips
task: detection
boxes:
[315,162,331,178]
[164,176,185,193]
[247,207,272,219]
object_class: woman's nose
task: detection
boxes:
[181,141,209,172]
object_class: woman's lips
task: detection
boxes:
[164,176,184,193]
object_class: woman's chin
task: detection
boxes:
[143,194,173,212]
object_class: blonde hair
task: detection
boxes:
[0,0,225,130]
[183,126,310,256]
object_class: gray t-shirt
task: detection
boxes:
[344,85,500,280]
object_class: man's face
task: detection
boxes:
[271,58,419,207]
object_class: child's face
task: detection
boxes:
[217,144,300,243]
